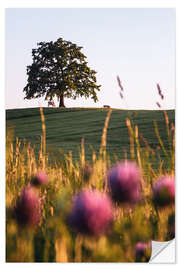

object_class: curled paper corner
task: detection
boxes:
[149,239,175,263]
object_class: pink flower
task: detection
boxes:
[31,171,48,186]
[68,190,113,236]
[152,176,175,207]
[15,186,41,227]
[135,241,152,262]
[107,161,142,204]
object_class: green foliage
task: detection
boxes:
[23,38,101,106]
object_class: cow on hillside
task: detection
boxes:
[48,100,55,107]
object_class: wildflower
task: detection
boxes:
[31,171,48,186]
[107,161,142,204]
[68,190,113,236]
[135,241,152,262]
[15,186,41,227]
[152,176,175,207]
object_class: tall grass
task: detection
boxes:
[6,107,175,262]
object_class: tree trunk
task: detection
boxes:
[59,94,65,107]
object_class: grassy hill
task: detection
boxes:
[6,107,175,167]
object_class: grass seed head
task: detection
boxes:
[82,162,93,182]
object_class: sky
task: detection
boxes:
[5,8,175,110]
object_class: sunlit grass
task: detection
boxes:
[6,107,175,262]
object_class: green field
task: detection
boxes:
[6,107,175,167]
[6,107,175,262]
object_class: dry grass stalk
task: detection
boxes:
[74,234,83,262]
[157,83,164,100]
[99,109,112,156]
[139,134,155,155]
[162,110,173,162]
[39,107,46,155]
[68,151,73,173]
[134,125,142,169]
[81,137,85,168]
[153,120,169,160]
[120,92,123,99]
[126,118,135,159]
[156,102,161,108]
[55,237,68,262]
[163,110,169,126]
[92,151,96,164]
[117,75,124,91]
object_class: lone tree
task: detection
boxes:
[23,38,101,107]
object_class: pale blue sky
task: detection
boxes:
[5,8,175,109]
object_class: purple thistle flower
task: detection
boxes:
[68,190,113,236]
[107,161,142,204]
[15,186,41,227]
[31,171,48,186]
[152,176,175,207]
[135,241,152,262]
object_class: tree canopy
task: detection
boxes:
[23,38,101,107]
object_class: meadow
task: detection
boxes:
[6,107,175,262]
[6,107,175,167]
